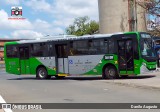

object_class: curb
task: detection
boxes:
[104,80,160,91]
[102,71,160,90]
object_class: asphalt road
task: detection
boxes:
[0,70,160,112]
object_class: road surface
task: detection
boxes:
[0,70,160,112]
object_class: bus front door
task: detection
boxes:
[19,47,30,74]
[55,44,68,74]
[118,39,134,74]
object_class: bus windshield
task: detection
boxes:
[140,33,156,58]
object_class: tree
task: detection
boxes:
[137,0,160,36]
[66,16,99,36]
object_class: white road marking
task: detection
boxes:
[103,89,108,91]
[0,95,12,112]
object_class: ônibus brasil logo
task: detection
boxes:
[8,6,26,20]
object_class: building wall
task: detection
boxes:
[0,42,5,61]
[98,0,147,34]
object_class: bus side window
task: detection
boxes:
[72,41,88,55]
[88,39,108,54]
[31,43,54,57]
[98,39,108,54]
[47,43,54,56]
[69,41,76,56]
[104,39,108,54]
[108,39,115,54]
[31,43,43,57]
[43,43,47,57]
[92,40,100,54]
[30,44,34,56]
[88,40,95,54]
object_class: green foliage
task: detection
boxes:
[66,16,99,36]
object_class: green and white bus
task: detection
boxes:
[4,32,157,79]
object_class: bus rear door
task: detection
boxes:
[19,46,30,74]
[55,44,69,75]
[117,39,134,74]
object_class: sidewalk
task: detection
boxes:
[104,70,160,90]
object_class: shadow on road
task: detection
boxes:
[118,75,156,80]
[7,75,156,81]
[7,76,103,80]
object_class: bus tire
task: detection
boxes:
[103,66,119,79]
[36,67,51,79]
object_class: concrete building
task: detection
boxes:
[98,0,147,34]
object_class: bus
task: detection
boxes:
[4,32,157,79]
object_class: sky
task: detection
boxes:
[0,0,99,39]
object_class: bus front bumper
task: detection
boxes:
[140,64,158,75]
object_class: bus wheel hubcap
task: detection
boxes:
[108,69,115,77]
[39,70,45,77]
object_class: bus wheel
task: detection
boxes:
[103,66,118,79]
[36,67,51,79]
[55,75,65,79]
